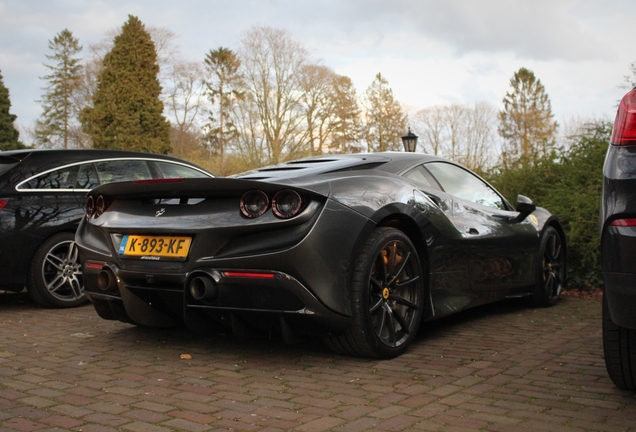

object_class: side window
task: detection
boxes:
[95,160,153,184]
[403,165,442,190]
[425,162,507,210]
[22,165,79,190]
[153,161,209,179]
[76,163,100,189]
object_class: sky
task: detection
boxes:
[1,0,634,135]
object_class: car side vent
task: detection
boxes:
[286,159,337,164]
[325,162,387,173]
[256,167,304,172]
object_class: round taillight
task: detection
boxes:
[240,190,269,218]
[272,190,303,219]
[85,196,95,219]
[96,195,105,218]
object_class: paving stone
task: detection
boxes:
[1,295,634,432]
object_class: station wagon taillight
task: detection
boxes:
[612,89,636,146]
[610,218,636,227]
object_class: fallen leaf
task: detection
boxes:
[180,353,192,360]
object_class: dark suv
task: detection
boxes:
[601,87,636,390]
[0,149,212,308]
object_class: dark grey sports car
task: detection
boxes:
[76,152,566,358]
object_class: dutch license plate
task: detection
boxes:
[118,235,192,259]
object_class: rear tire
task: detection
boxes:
[27,232,87,308]
[324,227,424,358]
[603,293,636,390]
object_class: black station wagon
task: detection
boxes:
[0,149,212,308]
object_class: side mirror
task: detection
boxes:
[516,194,536,219]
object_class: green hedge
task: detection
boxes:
[485,121,611,289]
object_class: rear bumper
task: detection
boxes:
[603,272,636,329]
[83,261,351,335]
[602,226,636,329]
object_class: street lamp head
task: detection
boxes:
[401,127,418,152]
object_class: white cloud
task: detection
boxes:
[0,0,633,129]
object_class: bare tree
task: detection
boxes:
[237,26,310,165]
[164,61,206,155]
[231,94,268,167]
[620,61,636,91]
[460,102,498,171]
[414,102,498,171]
[413,105,446,156]
[299,64,338,155]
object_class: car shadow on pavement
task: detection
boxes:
[86,296,541,362]
[0,289,36,309]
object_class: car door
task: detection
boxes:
[16,164,86,235]
[403,165,474,304]
[424,161,537,292]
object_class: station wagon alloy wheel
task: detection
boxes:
[27,232,87,308]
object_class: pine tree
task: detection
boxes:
[35,29,83,149]
[0,71,25,150]
[203,47,242,157]
[81,15,171,154]
[329,75,362,153]
[363,73,406,152]
[498,67,558,167]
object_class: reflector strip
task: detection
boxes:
[0,199,7,211]
[222,271,276,279]
[85,262,104,269]
[610,218,636,227]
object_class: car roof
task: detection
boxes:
[0,148,210,173]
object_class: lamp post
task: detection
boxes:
[401,128,418,152]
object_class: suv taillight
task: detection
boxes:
[612,88,636,146]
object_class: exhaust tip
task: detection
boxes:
[189,275,218,301]
[97,269,117,291]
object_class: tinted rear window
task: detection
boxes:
[154,161,209,178]
[95,160,153,184]
[22,165,79,189]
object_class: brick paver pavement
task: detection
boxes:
[0,291,634,432]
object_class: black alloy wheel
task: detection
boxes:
[325,227,424,358]
[532,226,565,307]
[27,232,87,308]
